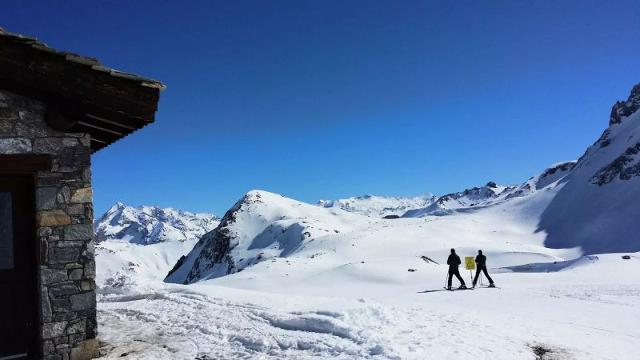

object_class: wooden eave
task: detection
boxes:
[0,28,165,153]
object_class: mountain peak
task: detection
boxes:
[609,82,640,126]
[95,203,219,245]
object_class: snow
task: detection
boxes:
[96,251,640,359]
[94,86,640,359]
[95,186,639,359]
[95,203,219,291]
[165,190,372,284]
[539,110,640,254]
[318,194,436,218]
[95,202,219,245]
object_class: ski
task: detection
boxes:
[443,287,473,291]
[473,285,501,289]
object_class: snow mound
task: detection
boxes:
[502,255,599,273]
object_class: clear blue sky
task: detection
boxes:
[3,1,639,216]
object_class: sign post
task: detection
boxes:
[465,256,475,284]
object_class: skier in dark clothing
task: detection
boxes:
[472,250,495,288]
[446,248,467,290]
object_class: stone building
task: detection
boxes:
[0,29,164,359]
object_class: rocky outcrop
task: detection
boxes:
[590,142,640,185]
[609,83,640,126]
[165,193,255,283]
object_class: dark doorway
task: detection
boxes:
[0,175,38,359]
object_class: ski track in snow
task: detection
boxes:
[96,272,640,360]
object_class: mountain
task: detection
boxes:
[95,203,219,291]
[403,162,576,217]
[402,182,516,217]
[317,194,436,218]
[538,83,640,254]
[165,82,640,285]
[95,202,219,245]
[165,190,370,284]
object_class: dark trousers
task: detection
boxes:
[473,266,494,285]
[448,267,465,288]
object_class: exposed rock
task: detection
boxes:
[610,83,640,125]
[590,142,640,185]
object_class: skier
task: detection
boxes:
[446,248,467,290]
[472,250,495,288]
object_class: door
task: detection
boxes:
[0,175,38,359]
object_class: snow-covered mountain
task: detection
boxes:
[403,162,576,217]
[539,83,640,254]
[165,190,370,284]
[95,203,219,291]
[402,182,516,217]
[101,83,640,359]
[317,194,436,218]
[164,83,640,285]
[95,202,219,244]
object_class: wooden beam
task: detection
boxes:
[85,113,136,131]
[69,123,124,146]
[77,121,124,136]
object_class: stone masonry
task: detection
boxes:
[0,89,98,359]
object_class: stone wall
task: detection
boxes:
[0,89,98,360]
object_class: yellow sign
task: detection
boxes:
[465,256,475,270]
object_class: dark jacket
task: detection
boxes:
[447,253,461,268]
[475,254,487,267]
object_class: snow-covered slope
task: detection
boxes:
[95,203,219,291]
[98,83,640,360]
[539,84,640,254]
[95,202,219,245]
[317,194,436,218]
[165,190,371,284]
